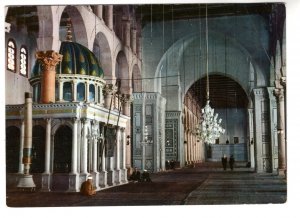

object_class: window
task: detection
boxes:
[89,84,95,102]
[63,82,72,101]
[77,83,85,101]
[7,39,16,72]
[20,46,28,76]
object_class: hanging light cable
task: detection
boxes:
[196,4,225,145]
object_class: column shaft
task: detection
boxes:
[105,5,113,30]
[95,5,103,19]
[18,120,25,173]
[71,119,78,174]
[44,118,51,174]
[81,119,88,174]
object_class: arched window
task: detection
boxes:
[89,84,95,102]
[63,82,72,101]
[77,83,85,101]
[7,39,16,72]
[20,46,28,76]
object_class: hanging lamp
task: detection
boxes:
[196,4,225,144]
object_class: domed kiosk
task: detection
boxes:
[6,32,130,192]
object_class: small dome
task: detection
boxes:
[31,41,104,78]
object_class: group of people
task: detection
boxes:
[221,154,235,170]
[129,167,152,182]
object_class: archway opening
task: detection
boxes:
[31,125,45,173]
[52,125,72,191]
[53,125,72,174]
[184,74,249,165]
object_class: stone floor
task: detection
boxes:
[6,163,287,207]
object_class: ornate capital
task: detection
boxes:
[280,76,286,88]
[120,93,134,104]
[103,84,118,96]
[273,88,284,101]
[36,50,63,71]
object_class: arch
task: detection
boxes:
[153,31,266,105]
[31,125,45,173]
[60,6,89,47]
[132,64,142,92]
[93,31,113,80]
[115,51,130,94]
[6,126,20,173]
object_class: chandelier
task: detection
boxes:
[196,5,225,144]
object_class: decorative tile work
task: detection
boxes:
[165,119,178,160]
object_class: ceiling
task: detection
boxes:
[135,3,274,26]
[6,3,277,32]
[188,74,248,109]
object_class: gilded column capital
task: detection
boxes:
[120,93,134,104]
[103,84,118,96]
[273,88,284,101]
[36,50,63,71]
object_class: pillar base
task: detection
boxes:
[107,170,115,186]
[91,172,100,191]
[121,168,128,183]
[99,170,108,188]
[41,173,51,192]
[17,174,36,191]
[278,168,287,178]
[68,173,80,192]
[114,169,121,185]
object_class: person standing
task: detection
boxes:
[221,154,227,170]
[229,155,235,170]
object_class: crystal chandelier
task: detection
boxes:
[196,5,225,144]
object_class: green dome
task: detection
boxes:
[31,41,104,78]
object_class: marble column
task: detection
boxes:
[103,84,117,109]
[81,119,89,174]
[72,81,77,102]
[131,28,137,54]
[41,118,52,191]
[121,94,133,116]
[248,109,255,168]
[35,51,62,103]
[59,81,63,102]
[137,35,141,59]
[68,118,79,192]
[99,129,107,187]
[17,93,36,189]
[105,5,113,31]
[114,127,121,184]
[123,20,131,48]
[18,120,25,174]
[121,128,128,183]
[95,5,103,20]
[274,88,286,176]
[91,122,100,190]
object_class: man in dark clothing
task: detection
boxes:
[141,170,151,182]
[229,155,235,170]
[129,167,141,182]
[221,154,227,170]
